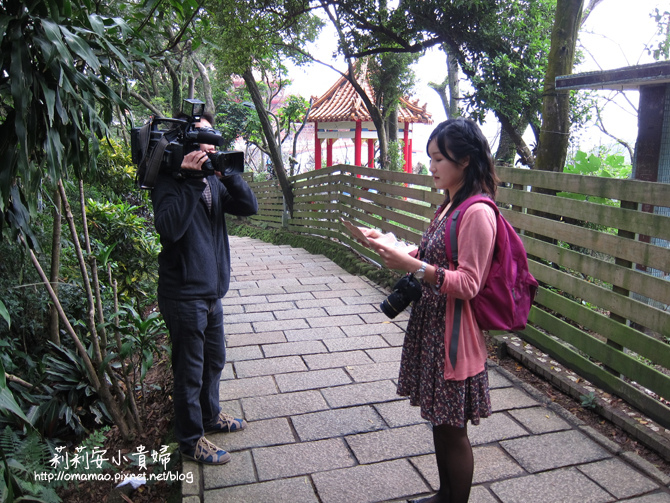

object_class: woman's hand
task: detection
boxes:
[368,238,417,272]
[359,227,382,239]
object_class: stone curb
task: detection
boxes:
[494,335,670,476]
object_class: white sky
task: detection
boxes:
[286,0,667,167]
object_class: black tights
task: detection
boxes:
[418,423,474,503]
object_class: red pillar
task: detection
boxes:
[368,139,375,167]
[326,138,333,167]
[403,123,410,173]
[314,121,321,169]
[354,120,362,166]
[408,138,413,174]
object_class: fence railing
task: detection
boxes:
[242,164,670,428]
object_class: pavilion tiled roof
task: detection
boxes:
[307,67,432,125]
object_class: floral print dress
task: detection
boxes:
[396,212,492,427]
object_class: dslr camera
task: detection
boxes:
[380,274,423,319]
[131,98,244,189]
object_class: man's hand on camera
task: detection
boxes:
[181,150,208,171]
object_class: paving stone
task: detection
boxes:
[203,449,255,489]
[374,399,427,428]
[346,423,434,464]
[244,301,295,313]
[382,332,406,346]
[578,458,660,499]
[275,368,352,392]
[312,458,429,503]
[366,346,403,363]
[473,445,526,484]
[623,493,670,502]
[296,298,346,309]
[256,277,302,288]
[228,280,259,290]
[292,405,386,441]
[284,283,333,293]
[342,321,405,337]
[223,294,266,306]
[410,454,439,490]
[219,399,244,420]
[225,322,253,334]
[346,361,400,383]
[234,355,307,378]
[341,294,388,305]
[469,412,529,446]
[261,340,328,358]
[226,345,263,362]
[620,451,670,486]
[307,314,364,328]
[221,363,235,380]
[500,430,611,473]
[182,496,200,503]
[274,307,327,320]
[222,303,244,314]
[240,286,285,296]
[284,326,346,341]
[204,476,319,503]
[490,467,612,503]
[226,331,286,347]
[304,350,375,370]
[265,292,314,303]
[252,318,309,333]
[298,275,345,285]
[490,386,540,411]
[487,368,513,389]
[241,390,329,421]
[208,418,296,452]
[324,304,378,316]
[469,485,500,503]
[181,460,200,496]
[359,311,406,324]
[225,311,275,324]
[323,335,389,352]
[253,438,355,481]
[219,376,277,400]
[321,380,400,408]
[508,406,572,434]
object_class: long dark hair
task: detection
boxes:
[427,118,499,210]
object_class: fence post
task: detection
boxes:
[282,193,289,228]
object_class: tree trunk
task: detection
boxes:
[495,127,517,165]
[193,57,215,114]
[428,46,460,119]
[165,60,182,117]
[535,0,584,172]
[242,68,294,216]
[446,49,460,118]
[48,187,62,345]
[387,109,398,142]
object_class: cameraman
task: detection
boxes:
[151,113,258,465]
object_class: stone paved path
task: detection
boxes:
[182,236,670,503]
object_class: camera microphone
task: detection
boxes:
[193,130,225,146]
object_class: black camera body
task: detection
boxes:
[380,274,423,319]
[131,99,244,189]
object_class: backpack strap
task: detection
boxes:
[444,195,498,369]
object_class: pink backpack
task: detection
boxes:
[443,195,538,367]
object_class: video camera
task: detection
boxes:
[131,98,244,189]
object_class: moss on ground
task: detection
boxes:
[227,219,401,291]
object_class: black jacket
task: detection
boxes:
[151,172,258,300]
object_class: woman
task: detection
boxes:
[365,118,498,503]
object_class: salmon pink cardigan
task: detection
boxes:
[438,203,496,380]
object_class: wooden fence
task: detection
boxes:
[243,164,670,428]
